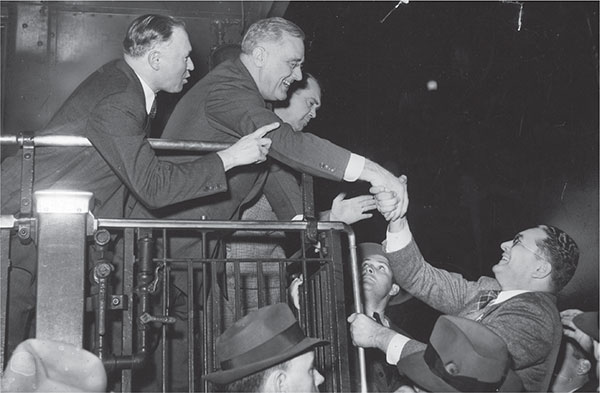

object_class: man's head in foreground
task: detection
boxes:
[204,303,328,392]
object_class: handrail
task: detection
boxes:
[0,134,231,152]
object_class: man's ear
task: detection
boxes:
[532,260,552,279]
[263,369,286,393]
[388,283,400,298]
[576,359,592,375]
[251,46,267,67]
[148,50,160,71]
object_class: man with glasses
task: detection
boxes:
[348,175,580,392]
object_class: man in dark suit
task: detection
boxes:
[1,14,276,356]
[348,176,580,392]
[135,17,403,229]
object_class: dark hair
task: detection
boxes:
[220,360,291,392]
[241,17,305,54]
[123,14,186,57]
[537,225,579,293]
[272,72,320,109]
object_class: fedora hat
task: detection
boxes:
[397,315,523,392]
[358,242,412,306]
[203,303,328,385]
[573,311,599,341]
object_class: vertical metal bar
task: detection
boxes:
[187,258,195,393]
[201,231,210,393]
[256,261,264,308]
[162,229,169,393]
[234,261,241,322]
[0,228,11,371]
[121,228,135,393]
[345,229,367,393]
[34,191,92,347]
[278,261,286,303]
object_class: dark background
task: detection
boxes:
[1,1,598,310]
[285,1,599,310]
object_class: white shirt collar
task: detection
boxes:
[490,290,531,305]
[133,71,156,115]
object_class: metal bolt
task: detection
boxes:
[22,23,28,29]
[24,153,31,159]
[96,263,112,278]
[111,297,120,306]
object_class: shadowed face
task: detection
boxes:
[275,77,321,132]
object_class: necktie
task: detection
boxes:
[373,312,383,325]
[149,98,157,119]
[475,290,500,310]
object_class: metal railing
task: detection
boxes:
[0,134,367,392]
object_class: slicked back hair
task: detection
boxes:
[123,14,186,58]
[537,225,579,293]
[241,17,305,55]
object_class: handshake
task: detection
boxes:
[361,160,409,225]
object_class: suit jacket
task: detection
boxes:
[146,57,351,222]
[387,239,562,392]
[1,59,227,220]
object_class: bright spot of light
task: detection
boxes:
[427,80,438,91]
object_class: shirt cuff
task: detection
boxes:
[386,333,411,365]
[343,153,365,182]
[384,223,412,253]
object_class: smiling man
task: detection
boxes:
[144,16,404,227]
[348,177,580,392]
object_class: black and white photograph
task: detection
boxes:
[0,1,598,392]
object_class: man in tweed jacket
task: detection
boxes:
[349,176,580,392]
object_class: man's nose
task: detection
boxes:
[187,57,195,71]
[314,369,325,386]
[363,264,373,274]
[309,107,317,119]
[500,241,510,251]
[292,66,302,81]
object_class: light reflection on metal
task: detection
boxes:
[34,190,93,213]
[0,134,232,152]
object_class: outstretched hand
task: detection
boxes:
[329,193,377,224]
[217,122,278,171]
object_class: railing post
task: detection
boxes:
[34,190,93,347]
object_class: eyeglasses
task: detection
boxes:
[512,235,545,260]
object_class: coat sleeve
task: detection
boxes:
[262,162,303,220]
[386,240,499,315]
[205,80,353,182]
[85,94,228,210]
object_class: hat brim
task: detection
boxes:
[203,337,328,385]
[573,312,599,342]
[397,351,523,392]
[387,290,413,306]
